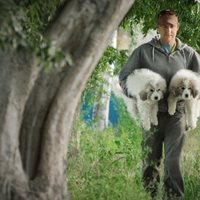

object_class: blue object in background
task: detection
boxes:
[81,93,93,125]
[108,93,119,126]
[81,92,119,126]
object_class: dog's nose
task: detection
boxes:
[185,94,189,98]
[154,96,158,100]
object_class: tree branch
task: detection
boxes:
[44,0,134,59]
[38,0,134,187]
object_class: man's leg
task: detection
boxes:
[164,111,185,198]
[142,125,163,198]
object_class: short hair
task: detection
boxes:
[157,9,179,26]
[157,9,177,19]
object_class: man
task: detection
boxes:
[119,10,200,199]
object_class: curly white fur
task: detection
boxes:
[125,68,167,131]
[168,69,200,130]
[111,76,138,121]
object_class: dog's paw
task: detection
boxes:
[152,120,158,126]
[143,126,151,131]
[168,108,175,115]
[142,122,151,131]
[186,122,197,131]
[190,123,197,130]
[151,116,158,126]
[185,125,192,131]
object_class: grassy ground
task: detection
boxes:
[182,127,200,200]
[67,108,200,200]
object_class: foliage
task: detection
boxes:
[25,0,73,69]
[25,0,63,48]
[67,100,200,200]
[182,126,200,199]
[0,0,62,49]
[0,0,72,69]
[83,47,129,105]
[0,0,27,50]
[67,102,148,200]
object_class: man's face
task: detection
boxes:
[157,22,179,44]
[157,11,179,45]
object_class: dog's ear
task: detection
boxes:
[190,81,199,98]
[139,90,147,101]
[170,86,179,97]
[191,88,198,98]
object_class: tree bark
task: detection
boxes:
[0,0,134,199]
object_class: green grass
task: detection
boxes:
[67,107,200,200]
[182,128,200,200]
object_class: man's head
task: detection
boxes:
[157,10,180,45]
[157,10,179,27]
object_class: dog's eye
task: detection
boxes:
[181,87,185,90]
[157,89,161,92]
[150,89,154,92]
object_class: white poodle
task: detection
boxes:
[168,69,200,130]
[125,68,167,131]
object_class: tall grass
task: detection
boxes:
[67,101,200,200]
[182,128,200,200]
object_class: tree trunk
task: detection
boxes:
[0,0,134,199]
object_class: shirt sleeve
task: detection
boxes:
[188,51,200,73]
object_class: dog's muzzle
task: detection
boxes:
[154,96,159,101]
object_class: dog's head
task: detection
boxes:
[139,81,166,101]
[170,79,199,100]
